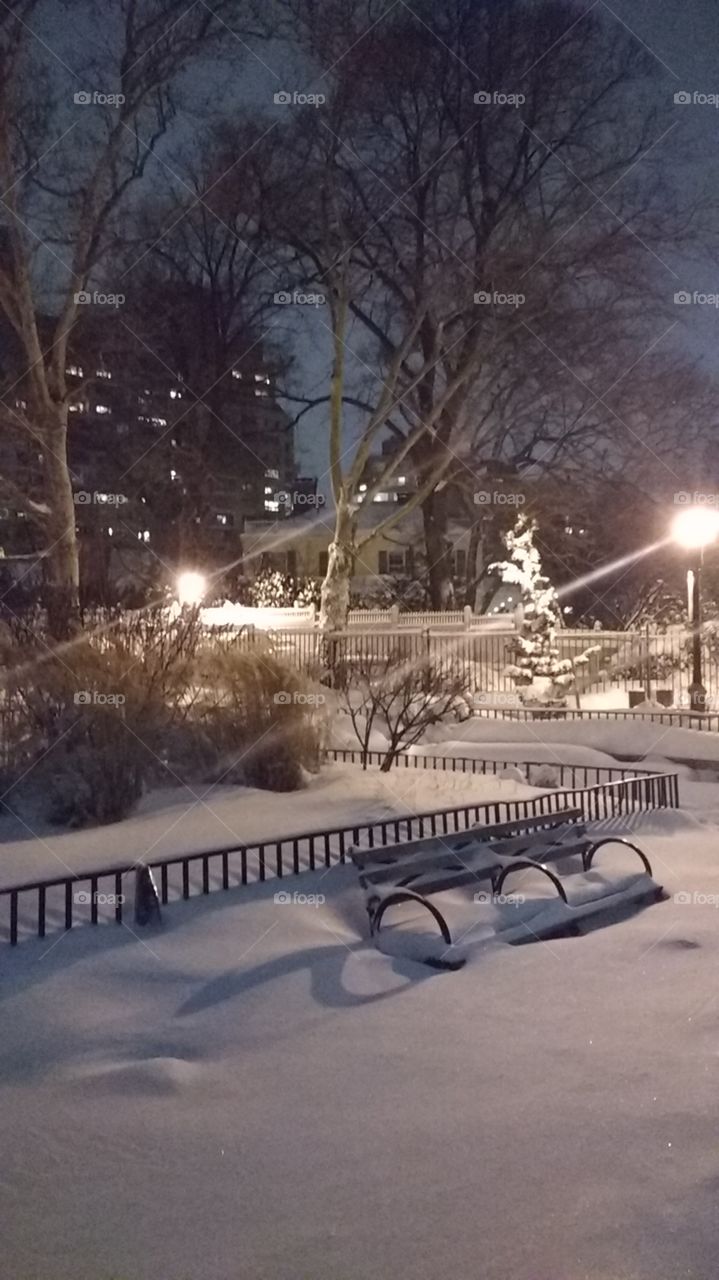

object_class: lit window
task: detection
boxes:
[96,369,112,379]
[266,469,279,479]
[66,364,83,377]
[15,398,27,410]
[264,499,280,513]
[397,475,406,485]
[264,486,272,495]
[232,369,242,379]
[170,469,178,481]
[373,492,393,503]
[151,416,167,427]
[95,405,111,415]
[170,389,182,400]
[137,530,150,543]
[359,483,368,492]
[107,527,113,537]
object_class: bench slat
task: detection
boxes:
[351,808,583,870]
[361,833,590,891]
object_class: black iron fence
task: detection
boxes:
[0,769,679,947]
[326,748,676,789]
[472,706,719,731]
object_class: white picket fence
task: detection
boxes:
[199,602,509,631]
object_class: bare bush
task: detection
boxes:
[340,650,472,771]
[0,609,206,825]
[192,649,328,790]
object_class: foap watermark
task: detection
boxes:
[74,491,128,506]
[274,890,326,906]
[674,290,719,308]
[677,690,718,711]
[674,491,719,507]
[473,889,525,906]
[472,691,522,708]
[474,289,525,309]
[74,690,126,707]
[74,889,125,906]
[274,90,326,108]
[74,90,125,108]
[674,890,719,907]
[474,90,525,107]
[474,490,525,507]
[674,90,719,108]
[75,290,125,308]
[274,290,325,307]
[276,490,325,509]
[274,691,326,706]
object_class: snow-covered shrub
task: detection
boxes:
[247,569,320,609]
[490,517,599,705]
[41,732,146,827]
[527,763,560,789]
[499,765,527,784]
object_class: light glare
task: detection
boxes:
[671,507,719,550]
[176,570,207,607]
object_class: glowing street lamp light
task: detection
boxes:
[670,506,719,710]
[176,570,207,608]
[670,506,719,551]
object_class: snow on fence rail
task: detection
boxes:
[0,770,679,946]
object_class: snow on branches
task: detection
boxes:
[490,516,599,703]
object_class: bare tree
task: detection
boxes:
[0,0,268,633]
[277,0,709,611]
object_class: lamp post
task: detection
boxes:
[671,507,719,711]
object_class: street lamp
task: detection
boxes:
[670,506,719,711]
[176,570,208,608]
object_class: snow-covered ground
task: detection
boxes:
[0,762,541,890]
[422,712,719,768]
[2,805,719,1280]
[330,702,719,772]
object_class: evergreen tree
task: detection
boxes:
[490,517,599,703]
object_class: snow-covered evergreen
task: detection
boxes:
[490,516,599,704]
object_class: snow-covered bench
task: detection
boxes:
[351,809,663,964]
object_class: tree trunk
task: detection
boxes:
[42,407,80,637]
[319,503,354,631]
[319,503,354,686]
[421,489,454,608]
[463,523,483,608]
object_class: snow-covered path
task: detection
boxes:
[1,813,719,1279]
